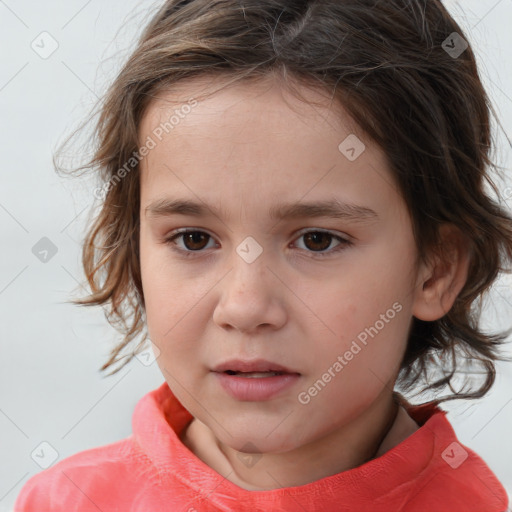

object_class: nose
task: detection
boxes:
[212,244,288,334]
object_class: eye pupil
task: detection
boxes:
[304,232,331,251]
[184,232,209,250]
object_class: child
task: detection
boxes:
[15,0,512,510]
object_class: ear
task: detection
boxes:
[412,224,471,322]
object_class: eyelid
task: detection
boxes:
[294,227,352,240]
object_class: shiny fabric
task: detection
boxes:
[15,381,509,511]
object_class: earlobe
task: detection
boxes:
[412,224,471,322]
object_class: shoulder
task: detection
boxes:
[14,436,154,512]
[405,453,509,511]
[408,413,508,510]
[391,397,509,511]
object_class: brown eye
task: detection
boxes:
[165,230,215,254]
[165,228,352,259]
[302,232,333,252]
[294,230,352,258]
[181,231,210,251]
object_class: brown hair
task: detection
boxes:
[57,0,512,405]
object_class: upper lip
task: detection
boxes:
[212,359,300,374]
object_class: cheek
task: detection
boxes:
[333,296,410,399]
[139,241,215,364]
[308,253,413,390]
[139,240,186,343]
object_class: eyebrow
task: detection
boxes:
[145,198,379,224]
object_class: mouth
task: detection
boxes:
[212,359,300,376]
[212,361,301,401]
[222,370,287,378]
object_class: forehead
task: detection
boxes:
[137,75,401,223]
[139,74,362,140]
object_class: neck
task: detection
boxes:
[180,389,407,491]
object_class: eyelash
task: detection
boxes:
[163,229,353,259]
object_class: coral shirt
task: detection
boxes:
[15,381,509,512]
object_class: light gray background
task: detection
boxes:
[1,0,511,510]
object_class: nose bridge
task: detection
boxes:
[235,233,266,266]
[213,234,287,332]
[229,234,270,294]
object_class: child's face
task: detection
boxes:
[139,77,423,454]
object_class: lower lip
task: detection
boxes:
[213,372,301,401]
